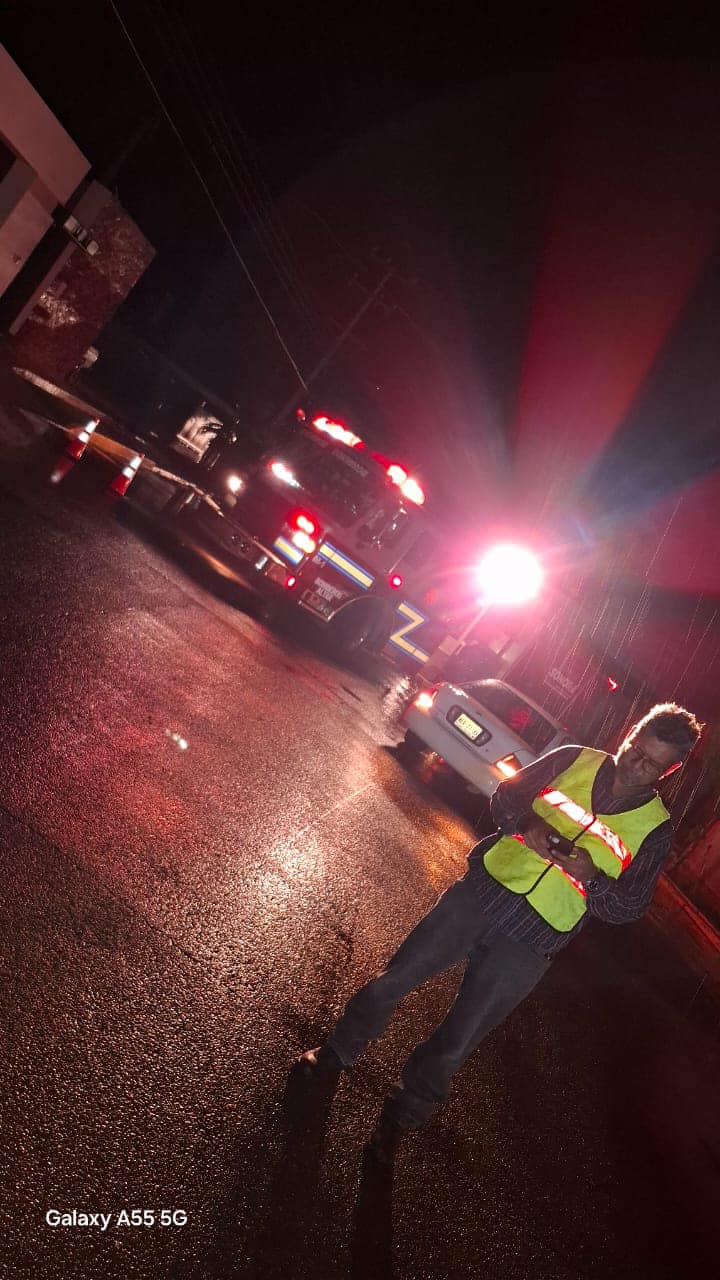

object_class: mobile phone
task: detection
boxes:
[547,832,576,857]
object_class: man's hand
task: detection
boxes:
[521,818,604,886]
[548,844,603,886]
[521,816,559,858]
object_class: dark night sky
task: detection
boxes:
[6,5,720,661]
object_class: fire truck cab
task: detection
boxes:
[174,414,452,666]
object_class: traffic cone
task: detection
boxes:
[65,417,99,461]
[49,456,76,485]
[108,452,144,496]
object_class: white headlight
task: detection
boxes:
[227,474,244,493]
[269,460,300,487]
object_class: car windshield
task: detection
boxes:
[274,438,384,527]
[467,682,559,753]
[357,501,410,548]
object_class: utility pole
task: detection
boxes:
[267,268,393,429]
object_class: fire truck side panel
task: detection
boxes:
[298,543,375,620]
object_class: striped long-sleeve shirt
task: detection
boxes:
[465,746,672,959]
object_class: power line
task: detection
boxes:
[267,267,393,428]
[299,201,444,355]
[300,202,368,275]
[193,36,321,318]
[107,0,307,389]
[155,1,322,335]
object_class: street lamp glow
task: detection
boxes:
[475,543,543,606]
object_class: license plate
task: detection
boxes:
[301,589,331,616]
[452,711,486,741]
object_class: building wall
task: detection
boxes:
[9,186,155,381]
[0,46,154,380]
[0,44,90,296]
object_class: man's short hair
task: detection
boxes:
[633,703,703,759]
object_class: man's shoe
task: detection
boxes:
[294,1044,345,1082]
[365,1112,406,1165]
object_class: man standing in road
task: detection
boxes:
[296,703,702,1160]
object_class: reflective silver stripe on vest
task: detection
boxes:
[539,787,633,871]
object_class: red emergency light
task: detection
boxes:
[369,450,425,505]
[293,512,317,536]
[290,510,319,555]
[369,449,390,468]
[389,573,403,589]
[312,416,363,448]
[310,428,426,504]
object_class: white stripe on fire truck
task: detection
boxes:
[273,535,304,565]
[316,542,374,588]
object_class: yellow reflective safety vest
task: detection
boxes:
[483,747,670,933]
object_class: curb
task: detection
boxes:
[650,874,720,1010]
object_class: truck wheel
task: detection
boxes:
[256,591,287,629]
[330,604,377,661]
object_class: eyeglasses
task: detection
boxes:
[625,739,678,777]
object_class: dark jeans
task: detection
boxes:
[327,876,550,1128]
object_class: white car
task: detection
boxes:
[401,677,573,805]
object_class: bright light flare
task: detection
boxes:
[475,543,543,606]
[400,477,425,505]
[291,530,317,554]
[373,453,425,504]
[312,415,363,448]
[227,473,244,493]
[269,459,300,487]
[414,690,436,710]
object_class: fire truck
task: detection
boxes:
[164,409,658,758]
[171,412,460,669]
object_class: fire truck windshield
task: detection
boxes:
[273,437,388,527]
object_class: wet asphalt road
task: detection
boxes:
[2,442,720,1280]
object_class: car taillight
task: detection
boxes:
[389,573,403,589]
[285,574,297,589]
[495,753,522,777]
[413,689,437,711]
